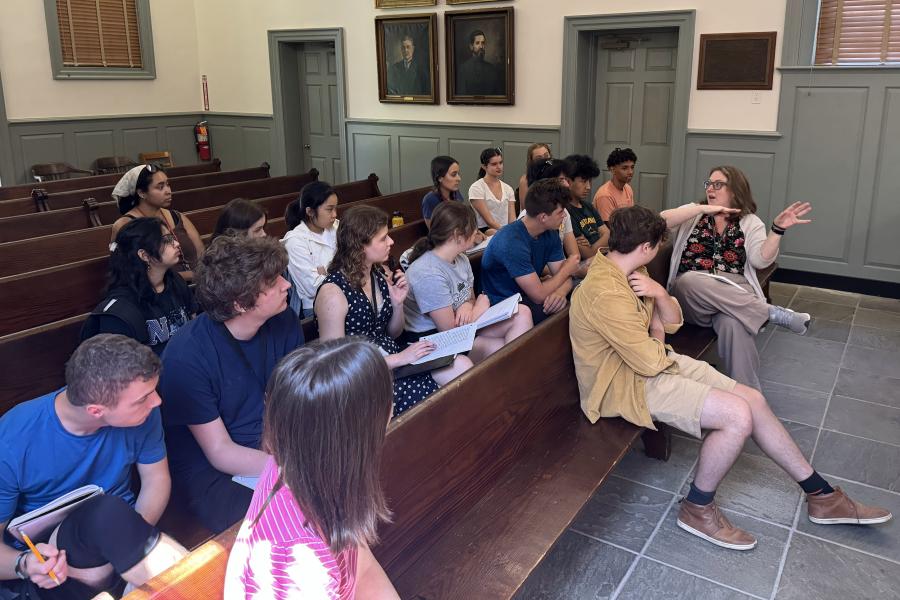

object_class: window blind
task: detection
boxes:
[56,0,142,68]
[816,0,900,64]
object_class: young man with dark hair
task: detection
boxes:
[570,205,891,551]
[563,154,609,260]
[159,235,303,534]
[0,335,186,599]
[482,179,580,324]
[594,147,638,222]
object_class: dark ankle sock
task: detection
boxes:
[686,482,716,506]
[798,471,835,495]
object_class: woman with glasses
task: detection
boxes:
[81,217,196,356]
[111,164,204,280]
[660,165,813,390]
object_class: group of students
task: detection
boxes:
[1,150,893,599]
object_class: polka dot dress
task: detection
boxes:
[324,271,439,416]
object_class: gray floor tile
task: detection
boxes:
[813,430,900,492]
[769,293,793,308]
[513,530,635,600]
[804,319,851,343]
[758,334,844,392]
[795,286,860,307]
[858,295,900,314]
[617,558,755,600]
[570,476,673,552]
[854,308,900,332]
[795,476,900,563]
[849,325,900,352]
[834,368,900,409]
[775,533,900,600]
[613,435,700,493]
[681,452,802,526]
[759,380,829,427]
[770,282,798,296]
[754,326,775,352]
[743,419,818,462]
[824,395,900,446]
[646,506,789,598]
[843,344,900,379]
[787,298,855,323]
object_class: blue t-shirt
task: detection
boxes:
[421,190,464,219]
[158,309,302,500]
[481,220,565,304]
[0,390,165,526]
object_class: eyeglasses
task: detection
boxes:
[703,179,728,191]
[161,233,178,246]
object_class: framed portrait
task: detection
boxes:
[375,0,436,7]
[697,32,777,90]
[376,14,439,104]
[445,7,514,105]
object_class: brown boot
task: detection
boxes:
[807,487,893,525]
[677,499,757,550]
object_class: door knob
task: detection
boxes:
[303,144,311,149]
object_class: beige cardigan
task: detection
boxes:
[665,205,776,300]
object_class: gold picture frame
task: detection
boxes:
[376,14,439,104]
[375,0,436,8]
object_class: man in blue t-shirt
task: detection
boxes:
[0,335,186,599]
[159,235,303,534]
[481,179,581,324]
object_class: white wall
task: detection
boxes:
[0,0,201,120]
[194,0,787,131]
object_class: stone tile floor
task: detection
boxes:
[515,284,900,600]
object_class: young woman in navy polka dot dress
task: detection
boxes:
[315,206,472,416]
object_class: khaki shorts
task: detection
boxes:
[643,352,736,438]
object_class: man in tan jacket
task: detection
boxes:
[570,205,890,551]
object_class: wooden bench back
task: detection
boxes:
[336,186,427,221]
[0,168,305,241]
[0,161,222,210]
[0,173,324,277]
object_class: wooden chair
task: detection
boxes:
[94,156,138,174]
[139,151,174,168]
[30,163,93,182]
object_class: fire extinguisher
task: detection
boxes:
[195,121,211,161]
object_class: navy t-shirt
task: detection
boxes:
[421,190,464,220]
[0,389,165,545]
[481,220,565,304]
[158,309,302,500]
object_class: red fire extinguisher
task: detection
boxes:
[195,121,211,161]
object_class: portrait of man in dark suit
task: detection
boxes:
[386,34,429,96]
[456,29,503,96]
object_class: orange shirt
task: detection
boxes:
[593,180,634,223]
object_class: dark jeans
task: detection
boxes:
[1,495,157,600]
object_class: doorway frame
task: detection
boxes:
[560,11,695,208]
[268,28,349,181]
[0,69,14,185]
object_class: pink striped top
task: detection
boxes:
[224,457,358,599]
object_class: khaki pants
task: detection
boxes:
[670,271,769,390]
[644,352,737,438]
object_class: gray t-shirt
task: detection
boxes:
[404,250,475,333]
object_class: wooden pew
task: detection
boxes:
[336,185,428,220]
[0,159,221,202]
[0,179,395,335]
[0,167,303,242]
[0,172,322,277]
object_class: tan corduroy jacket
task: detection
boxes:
[569,253,684,429]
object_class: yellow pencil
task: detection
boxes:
[20,532,60,585]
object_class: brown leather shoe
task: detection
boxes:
[677,499,757,550]
[807,487,893,525]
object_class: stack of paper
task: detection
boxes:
[412,323,477,365]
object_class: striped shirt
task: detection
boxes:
[224,457,358,599]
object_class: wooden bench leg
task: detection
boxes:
[642,423,672,461]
